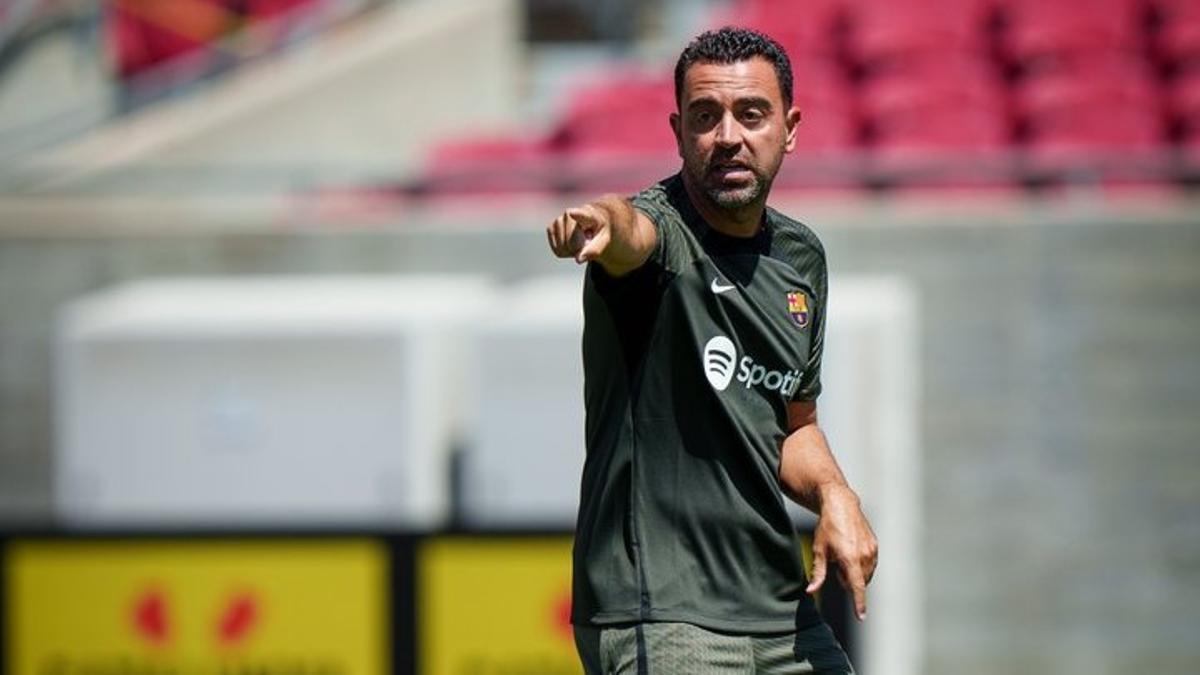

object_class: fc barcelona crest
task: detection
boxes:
[787,291,810,328]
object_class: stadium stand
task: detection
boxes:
[103,0,347,101]
[845,0,994,73]
[728,0,845,58]
[551,71,680,191]
[861,60,1011,163]
[411,0,1198,197]
[1001,0,1147,72]
[420,136,563,196]
[106,0,293,78]
[788,56,859,156]
[1172,68,1200,153]
[1155,0,1200,70]
[1017,58,1169,180]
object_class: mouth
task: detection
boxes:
[709,161,754,183]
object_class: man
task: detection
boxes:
[546,27,877,674]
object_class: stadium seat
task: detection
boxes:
[862,58,1008,136]
[1018,66,1168,175]
[1027,50,1157,89]
[790,56,859,156]
[1154,0,1200,69]
[1001,0,1147,70]
[1169,69,1200,158]
[1013,49,1158,87]
[419,136,563,195]
[1170,68,1200,115]
[850,55,1016,189]
[247,0,315,20]
[792,116,859,148]
[864,76,1012,180]
[548,71,681,192]
[1016,61,1160,126]
[106,0,237,78]
[107,4,156,78]
[846,0,993,72]
[561,139,681,195]
[553,72,676,153]
[723,0,846,57]
[1012,53,1167,182]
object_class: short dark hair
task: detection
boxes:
[674,26,794,109]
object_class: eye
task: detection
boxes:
[740,108,765,125]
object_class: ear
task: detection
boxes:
[783,106,802,153]
[670,111,683,158]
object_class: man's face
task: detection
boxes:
[671,57,800,211]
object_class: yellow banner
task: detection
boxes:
[420,537,579,675]
[6,539,389,675]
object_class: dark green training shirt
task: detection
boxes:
[573,173,829,634]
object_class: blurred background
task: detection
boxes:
[0,0,1198,673]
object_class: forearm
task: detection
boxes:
[589,195,656,277]
[779,422,858,515]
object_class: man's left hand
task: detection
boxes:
[805,485,878,621]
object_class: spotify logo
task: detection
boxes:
[703,336,737,391]
[702,334,803,396]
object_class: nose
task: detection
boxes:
[714,112,741,149]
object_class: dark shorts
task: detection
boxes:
[573,621,855,675]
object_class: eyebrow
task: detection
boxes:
[737,96,774,111]
[685,95,775,112]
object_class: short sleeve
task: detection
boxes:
[792,256,828,402]
[630,190,670,270]
[587,185,673,298]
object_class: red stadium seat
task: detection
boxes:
[864,75,1011,157]
[106,0,237,78]
[1017,53,1156,106]
[1002,0,1147,70]
[790,56,859,156]
[105,0,324,79]
[1154,0,1200,68]
[722,0,846,57]
[246,0,315,20]
[1016,60,1159,121]
[1018,67,1168,170]
[1169,69,1200,157]
[420,136,563,195]
[855,58,1016,187]
[792,106,859,157]
[1171,67,1200,119]
[1006,48,1167,188]
[860,57,1008,125]
[107,5,155,78]
[553,73,678,153]
[792,55,854,105]
[846,0,993,71]
[1011,48,1158,85]
[548,72,681,193]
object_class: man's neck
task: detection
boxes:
[681,174,767,238]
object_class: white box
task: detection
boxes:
[55,275,495,528]
[459,273,586,527]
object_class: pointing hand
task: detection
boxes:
[547,204,612,264]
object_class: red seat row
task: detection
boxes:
[107,0,316,79]
[724,0,1200,70]
[416,0,1200,194]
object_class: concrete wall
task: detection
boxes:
[0,193,1198,674]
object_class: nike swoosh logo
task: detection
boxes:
[711,278,736,294]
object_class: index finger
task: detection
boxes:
[566,204,601,227]
[845,565,868,621]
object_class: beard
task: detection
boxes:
[705,173,765,209]
[687,153,775,211]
